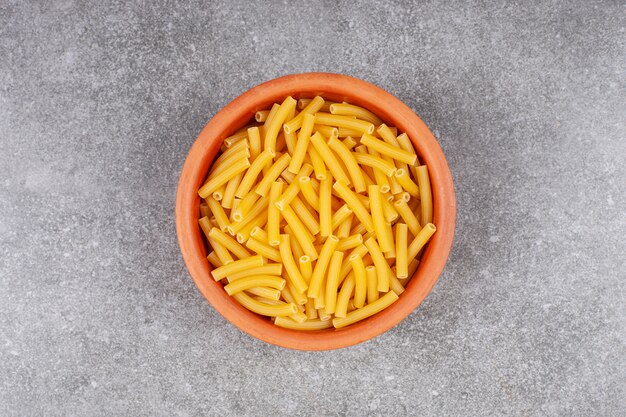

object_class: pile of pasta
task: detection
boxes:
[197,96,436,330]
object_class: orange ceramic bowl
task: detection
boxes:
[176,73,455,350]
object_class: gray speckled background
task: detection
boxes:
[1,1,625,416]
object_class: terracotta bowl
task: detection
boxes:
[176,73,456,350]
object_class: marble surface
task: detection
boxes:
[1,1,624,415]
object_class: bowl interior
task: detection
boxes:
[176,73,456,350]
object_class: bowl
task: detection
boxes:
[176,73,456,350]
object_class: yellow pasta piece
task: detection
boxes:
[221,171,243,209]
[199,202,210,219]
[266,181,283,246]
[408,223,437,259]
[332,290,399,329]
[298,98,333,112]
[312,124,337,138]
[298,176,320,211]
[308,145,327,180]
[205,196,229,231]
[236,212,267,244]
[234,148,274,199]
[274,180,300,211]
[353,153,396,177]
[336,213,353,238]
[305,298,317,319]
[224,275,285,296]
[264,96,296,152]
[363,237,392,292]
[315,113,375,134]
[307,235,339,298]
[223,129,248,148]
[227,264,282,281]
[208,227,251,260]
[323,251,344,315]
[337,127,364,137]
[416,165,433,225]
[246,287,281,301]
[394,199,421,236]
[330,204,353,231]
[328,136,367,193]
[380,194,399,223]
[210,255,264,281]
[395,223,408,278]
[319,177,332,237]
[280,205,318,260]
[227,197,268,235]
[396,132,420,178]
[247,126,262,162]
[263,103,280,130]
[299,255,313,284]
[255,110,270,123]
[255,153,292,197]
[285,279,308,306]
[388,271,405,295]
[283,96,324,134]
[245,237,281,263]
[365,266,379,304]
[278,235,308,295]
[361,133,417,165]
[339,244,368,283]
[209,140,249,176]
[368,185,393,253]
[314,279,327,311]
[280,169,296,184]
[408,258,420,277]
[284,225,305,260]
[284,129,297,156]
[232,292,297,317]
[290,196,320,236]
[287,113,315,173]
[249,226,268,243]
[329,103,383,126]
[274,317,332,330]
[212,185,226,202]
[350,253,368,308]
[332,181,375,232]
[336,234,363,251]
[334,273,355,318]
[206,233,234,266]
[342,136,358,150]
[232,191,260,222]
[394,168,419,197]
[309,132,351,185]
[199,157,250,199]
[206,251,222,268]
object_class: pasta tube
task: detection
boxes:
[255,153,292,197]
[408,223,437,259]
[314,113,375,134]
[287,113,315,173]
[360,133,417,165]
[283,96,324,134]
[332,181,375,232]
[350,254,367,308]
[235,149,275,198]
[365,266,379,304]
[394,199,421,236]
[211,255,264,281]
[248,126,261,161]
[278,235,309,295]
[334,273,355,318]
[309,132,351,185]
[368,185,393,253]
[307,235,339,298]
[206,251,222,268]
[232,292,297,317]
[205,196,230,231]
[323,251,344,315]
[280,205,318,260]
[208,227,251,259]
[207,236,234,266]
[267,181,283,246]
[298,176,320,211]
[329,103,383,126]
[328,136,366,193]
[395,223,408,278]
[394,168,419,197]
[319,177,332,237]
[353,153,396,177]
[198,157,250,199]
[245,237,282,263]
[264,96,296,152]
[274,317,332,330]
[363,237,392,292]
[221,171,243,209]
[336,234,363,251]
[416,165,433,225]
[224,275,285,295]
[227,264,282,281]
[308,145,327,180]
[332,290,399,329]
